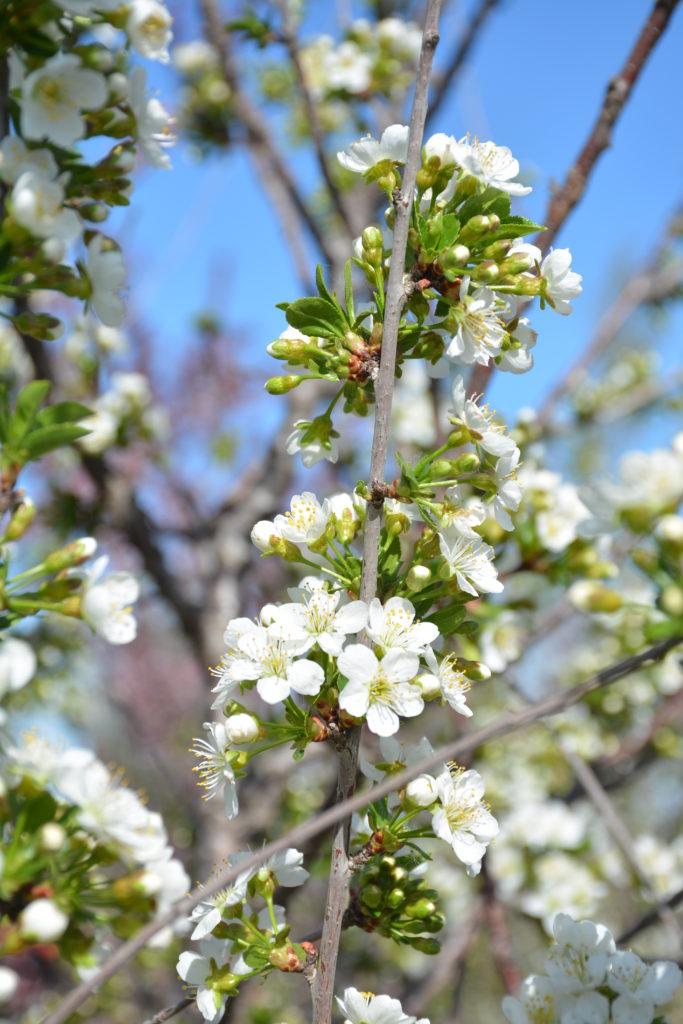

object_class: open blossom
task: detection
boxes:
[189,853,255,939]
[21,53,108,147]
[439,526,503,596]
[0,136,57,184]
[545,914,615,993]
[86,235,127,327]
[451,136,531,196]
[285,419,339,468]
[536,484,589,552]
[190,722,239,819]
[338,645,423,736]
[446,279,508,366]
[432,767,499,874]
[0,636,37,698]
[275,582,368,657]
[337,123,410,173]
[336,987,427,1024]
[225,619,323,704]
[541,248,582,315]
[420,648,473,717]
[609,952,682,1024]
[274,491,328,544]
[129,66,175,169]
[11,170,81,241]
[326,41,372,93]
[450,375,518,459]
[177,937,233,1023]
[489,447,523,530]
[502,975,557,1024]
[366,596,439,655]
[127,0,173,63]
[81,556,139,644]
[259,847,309,889]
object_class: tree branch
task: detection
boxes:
[42,634,681,1024]
[141,996,194,1024]
[311,6,443,1021]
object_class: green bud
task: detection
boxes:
[386,888,405,909]
[44,537,97,572]
[360,885,384,909]
[457,659,491,681]
[264,375,304,395]
[406,565,431,592]
[450,452,480,473]
[631,547,657,573]
[481,239,512,260]
[362,226,383,250]
[413,331,445,363]
[12,312,64,342]
[446,427,468,447]
[343,331,367,355]
[568,581,623,613]
[405,898,436,920]
[438,247,466,274]
[421,912,446,932]
[498,253,534,275]
[267,337,306,361]
[410,936,441,955]
[79,203,109,223]
[459,215,491,244]
[472,260,500,283]
[3,498,35,541]
[431,459,456,479]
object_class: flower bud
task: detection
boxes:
[568,580,623,613]
[268,943,306,972]
[4,498,35,540]
[224,713,260,744]
[19,899,69,943]
[405,897,437,919]
[362,226,383,251]
[264,375,303,395]
[38,823,66,852]
[451,452,480,473]
[411,936,440,955]
[386,888,405,909]
[656,514,683,547]
[343,331,367,355]
[12,312,64,342]
[472,260,500,283]
[416,671,441,700]
[44,537,97,573]
[481,239,512,261]
[0,966,19,1002]
[459,215,491,244]
[251,521,279,553]
[498,253,534,275]
[267,336,307,361]
[404,774,436,808]
[438,246,467,274]
[406,565,431,593]
[661,585,683,617]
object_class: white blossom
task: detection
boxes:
[177,937,233,1023]
[438,526,503,596]
[545,914,615,993]
[337,123,410,174]
[285,420,339,467]
[274,491,328,544]
[609,951,682,1024]
[86,235,127,327]
[325,42,372,93]
[20,53,107,147]
[432,767,499,874]
[19,898,69,942]
[450,136,531,196]
[127,0,173,63]
[11,170,81,241]
[489,447,523,530]
[224,713,259,744]
[80,555,139,645]
[189,854,255,940]
[338,645,423,736]
[0,136,57,184]
[225,619,323,704]
[366,596,439,655]
[446,279,508,366]
[536,484,589,552]
[77,406,118,455]
[479,612,523,673]
[0,636,37,698]
[129,66,175,170]
[419,648,472,717]
[275,584,368,657]
[260,847,309,888]
[336,987,425,1024]
[172,40,220,76]
[498,317,537,374]
[541,249,582,315]
[450,375,519,459]
[190,722,239,819]
[502,975,557,1024]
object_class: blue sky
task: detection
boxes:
[115,0,683,480]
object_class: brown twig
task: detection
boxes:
[141,996,194,1024]
[311,7,443,1021]
[617,888,683,944]
[467,0,681,400]
[41,634,681,1024]
[426,0,500,128]
[200,0,336,269]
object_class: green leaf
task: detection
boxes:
[21,423,90,460]
[9,380,51,444]
[35,401,92,427]
[285,297,348,339]
[486,215,546,243]
[315,264,340,309]
[22,792,58,833]
[0,386,10,442]
[344,261,355,321]
[458,186,511,225]
[441,214,461,249]
[425,604,467,635]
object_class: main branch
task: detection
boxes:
[311,5,443,1021]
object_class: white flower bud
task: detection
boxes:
[416,671,441,700]
[38,823,65,852]
[0,966,19,1003]
[19,898,69,942]
[251,520,279,552]
[108,72,129,102]
[224,713,260,744]
[656,514,683,546]
[406,565,431,592]
[259,603,278,625]
[405,773,436,808]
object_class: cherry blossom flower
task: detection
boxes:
[275,582,368,657]
[190,722,239,819]
[274,491,328,544]
[80,556,139,645]
[337,123,410,174]
[608,951,681,1024]
[450,375,519,459]
[11,170,81,241]
[0,636,37,698]
[189,853,255,939]
[338,645,422,736]
[432,767,499,874]
[129,66,175,170]
[260,847,309,888]
[366,596,439,655]
[446,279,508,366]
[86,235,127,327]
[177,937,233,1023]
[438,526,503,596]
[225,620,324,704]
[541,249,582,315]
[545,914,615,993]
[450,136,531,196]
[419,648,473,717]
[0,136,57,184]
[127,0,173,64]
[286,419,339,467]
[502,975,557,1024]
[489,447,523,530]
[20,53,108,147]
[336,987,426,1024]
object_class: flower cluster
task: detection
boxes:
[502,914,682,1024]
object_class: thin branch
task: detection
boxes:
[466,0,681,400]
[42,634,681,1024]
[536,0,681,252]
[312,7,444,1021]
[200,0,336,269]
[617,888,683,944]
[426,0,500,128]
[141,996,194,1024]
[277,2,355,238]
